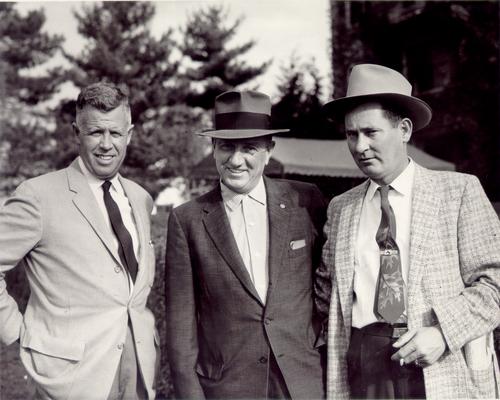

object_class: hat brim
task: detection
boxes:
[196,129,289,139]
[323,93,432,131]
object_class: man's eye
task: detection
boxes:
[111,132,123,138]
[89,131,102,137]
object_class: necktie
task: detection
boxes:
[374,185,405,323]
[102,181,138,282]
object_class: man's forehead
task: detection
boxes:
[76,104,131,123]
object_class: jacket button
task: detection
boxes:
[117,343,124,350]
[264,318,272,325]
[114,266,121,273]
[259,356,267,364]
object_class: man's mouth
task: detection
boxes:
[96,154,114,160]
[226,167,245,174]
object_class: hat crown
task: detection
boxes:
[215,90,272,115]
[346,64,413,98]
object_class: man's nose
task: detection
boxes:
[227,150,244,165]
[99,132,113,149]
[354,134,369,154]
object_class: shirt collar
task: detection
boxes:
[366,158,415,201]
[77,156,123,194]
[221,177,267,211]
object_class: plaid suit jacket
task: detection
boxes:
[316,164,500,399]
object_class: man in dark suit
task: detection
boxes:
[165,90,327,399]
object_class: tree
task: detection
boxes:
[179,5,270,109]
[60,1,203,195]
[0,3,64,194]
[272,55,335,139]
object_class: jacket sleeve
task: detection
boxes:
[314,197,339,336]
[165,210,205,399]
[432,175,500,353]
[0,182,43,345]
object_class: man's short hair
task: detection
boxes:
[76,82,130,113]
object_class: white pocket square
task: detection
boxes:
[290,239,306,250]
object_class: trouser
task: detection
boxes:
[108,323,148,400]
[347,322,425,399]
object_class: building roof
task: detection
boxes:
[190,137,455,179]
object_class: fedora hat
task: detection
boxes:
[197,90,289,139]
[323,64,432,131]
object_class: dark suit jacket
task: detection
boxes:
[165,177,327,399]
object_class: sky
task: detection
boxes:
[14,0,332,104]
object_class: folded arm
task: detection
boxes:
[0,182,43,344]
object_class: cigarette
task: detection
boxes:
[400,359,404,367]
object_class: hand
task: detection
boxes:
[391,326,447,368]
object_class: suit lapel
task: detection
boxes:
[407,165,440,302]
[67,160,122,266]
[265,179,291,305]
[202,188,263,305]
[120,176,148,284]
[336,182,368,333]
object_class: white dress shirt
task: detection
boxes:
[78,157,139,293]
[352,160,415,328]
[221,178,269,304]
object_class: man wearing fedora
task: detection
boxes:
[165,90,327,399]
[315,64,500,399]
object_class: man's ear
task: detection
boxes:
[126,124,134,145]
[400,118,413,143]
[265,140,275,165]
[72,122,80,138]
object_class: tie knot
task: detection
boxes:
[378,185,390,199]
[102,180,112,192]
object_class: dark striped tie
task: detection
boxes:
[102,180,138,282]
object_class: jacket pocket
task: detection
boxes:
[21,329,85,379]
[195,359,224,381]
[468,364,496,399]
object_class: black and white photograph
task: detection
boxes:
[0,1,499,399]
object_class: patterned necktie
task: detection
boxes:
[374,185,405,323]
[102,181,138,282]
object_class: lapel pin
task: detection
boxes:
[279,203,286,209]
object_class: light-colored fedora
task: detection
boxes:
[197,90,289,139]
[323,64,432,131]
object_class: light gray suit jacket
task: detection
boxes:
[316,164,500,399]
[0,159,158,399]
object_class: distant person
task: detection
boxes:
[165,90,327,399]
[0,82,159,399]
[316,64,500,399]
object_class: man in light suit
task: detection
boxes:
[316,64,500,399]
[165,90,327,399]
[0,83,158,399]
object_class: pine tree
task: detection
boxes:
[60,1,204,195]
[180,5,270,109]
[272,56,334,139]
[0,3,64,193]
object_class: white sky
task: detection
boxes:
[14,0,332,104]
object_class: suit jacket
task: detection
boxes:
[0,159,158,400]
[316,164,500,399]
[165,177,327,399]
